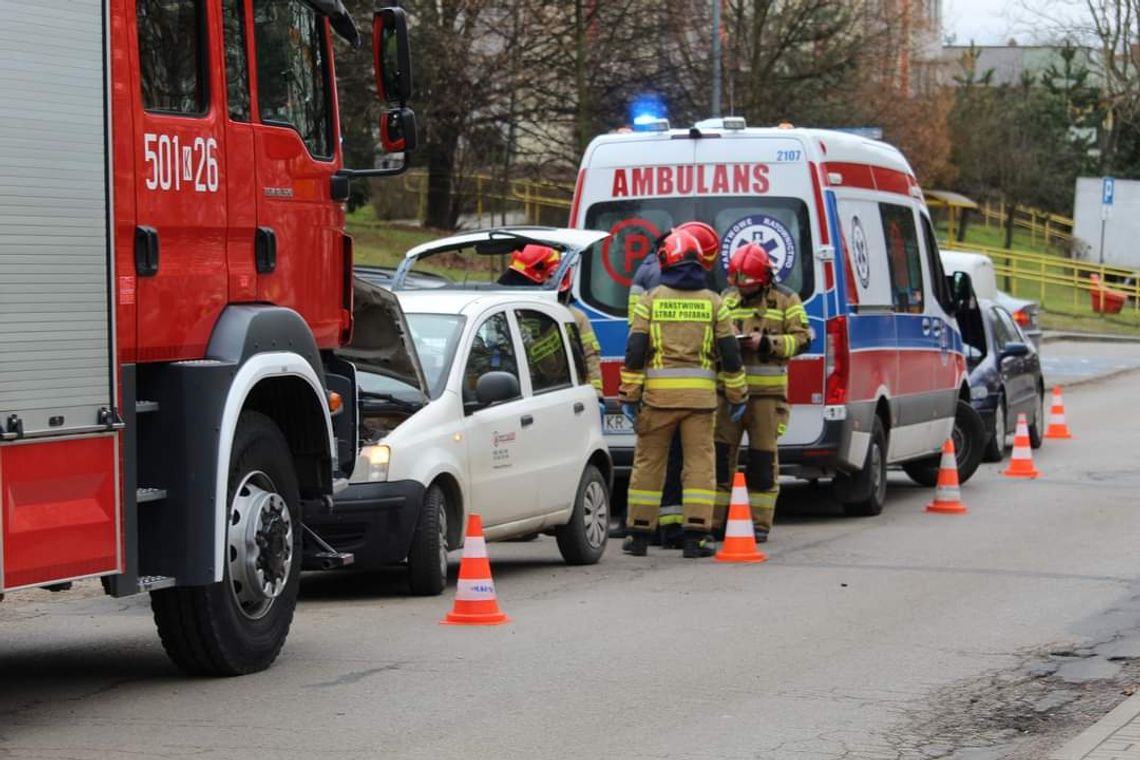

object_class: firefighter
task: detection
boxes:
[623,222,720,548]
[714,242,811,543]
[620,229,748,558]
[500,245,605,418]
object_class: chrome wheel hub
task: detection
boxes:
[228,470,292,620]
[583,481,608,548]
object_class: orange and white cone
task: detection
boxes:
[925,438,967,514]
[441,514,510,626]
[1003,413,1040,479]
[1044,386,1073,440]
[715,472,768,564]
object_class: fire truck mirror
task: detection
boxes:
[379,108,417,155]
[373,7,412,107]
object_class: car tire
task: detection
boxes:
[151,411,301,676]
[903,400,986,487]
[407,483,449,597]
[982,393,1007,463]
[1028,386,1045,450]
[556,465,609,565]
[840,416,888,517]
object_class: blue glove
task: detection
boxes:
[730,402,747,423]
[598,401,607,422]
[621,403,639,424]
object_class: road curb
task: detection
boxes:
[1058,364,1140,389]
[1052,691,1140,759]
[1043,332,1140,345]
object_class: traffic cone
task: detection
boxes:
[441,514,510,626]
[925,438,967,514]
[1003,413,1040,479]
[1044,386,1073,439]
[715,472,768,564]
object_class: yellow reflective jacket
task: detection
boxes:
[569,305,604,399]
[721,284,811,399]
[620,285,747,410]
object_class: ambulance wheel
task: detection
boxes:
[556,465,609,565]
[407,483,448,597]
[151,412,301,676]
[839,416,888,517]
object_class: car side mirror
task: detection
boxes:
[474,371,520,409]
[1000,341,1030,359]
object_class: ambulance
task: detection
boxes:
[569,118,986,516]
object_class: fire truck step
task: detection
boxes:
[135,400,159,414]
[136,487,167,503]
[137,576,176,592]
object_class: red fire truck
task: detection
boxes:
[0,0,416,675]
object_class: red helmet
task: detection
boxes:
[728,242,776,288]
[676,221,719,270]
[508,244,561,284]
[656,229,702,270]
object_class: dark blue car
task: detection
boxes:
[961,298,1046,462]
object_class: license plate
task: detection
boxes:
[603,414,634,434]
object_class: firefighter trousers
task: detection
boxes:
[627,407,716,534]
[714,396,789,533]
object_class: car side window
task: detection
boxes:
[993,308,1021,348]
[564,322,589,388]
[879,203,925,314]
[515,310,572,394]
[462,312,520,403]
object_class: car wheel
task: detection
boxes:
[904,401,986,486]
[982,394,1007,463]
[555,464,609,565]
[407,483,448,596]
[1028,386,1045,450]
[150,411,300,676]
[840,416,888,517]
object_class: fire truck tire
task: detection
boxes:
[151,411,301,676]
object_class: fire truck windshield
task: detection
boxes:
[580,196,814,317]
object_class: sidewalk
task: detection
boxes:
[1054,691,1140,759]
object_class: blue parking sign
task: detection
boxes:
[1103,176,1115,206]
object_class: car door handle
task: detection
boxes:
[573,402,585,414]
[521,414,534,427]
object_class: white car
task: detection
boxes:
[941,249,1042,348]
[306,276,612,596]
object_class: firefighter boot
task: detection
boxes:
[682,531,717,559]
[623,531,649,557]
[661,522,684,549]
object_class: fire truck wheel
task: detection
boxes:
[151,411,301,676]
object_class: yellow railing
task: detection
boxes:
[977,202,1075,248]
[941,240,1140,313]
[401,171,573,225]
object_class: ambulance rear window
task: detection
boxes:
[580,197,814,317]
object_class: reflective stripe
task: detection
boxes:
[744,365,786,376]
[455,578,498,602]
[722,373,747,389]
[763,309,785,319]
[714,491,731,506]
[725,520,753,538]
[683,489,717,505]
[633,303,651,320]
[463,535,487,558]
[777,423,787,437]
[658,514,684,526]
[620,370,645,384]
[646,368,717,379]
[701,325,713,370]
[646,377,717,391]
[650,324,664,369]
[591,378,604,389]
[628,489,662,506]
[748,492,777,509]
[717,304,733,321]
[783,335,795,356]
[730,308,756,320]
[746,375,788,388]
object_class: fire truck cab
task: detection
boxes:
[0,0,414,675]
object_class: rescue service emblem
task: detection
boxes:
[719,215,797,283]
[851,216,871,289]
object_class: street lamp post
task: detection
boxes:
[711,0,721,117]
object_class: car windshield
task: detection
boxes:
[580,196,814,317]
[408,313,465,398]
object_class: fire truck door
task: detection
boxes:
[248,1,343,349]
[132,0,229,360]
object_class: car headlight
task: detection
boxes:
[356,444,390,483]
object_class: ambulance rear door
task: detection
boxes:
[692,135,827,448]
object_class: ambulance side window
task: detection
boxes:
[920,214,954,314]
[137,0,207,115]
[879,203,925,314]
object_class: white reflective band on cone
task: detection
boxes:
[463,535,487,558]
[936,483,961,501]
[730,484,749,504]
[725,520,754,538]
[455,579,497,601]
[940,451,957,470]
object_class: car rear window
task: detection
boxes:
[580,196,814,317]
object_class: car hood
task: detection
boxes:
[337,277,429,397]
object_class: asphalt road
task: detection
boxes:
[4,353,1140,759]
